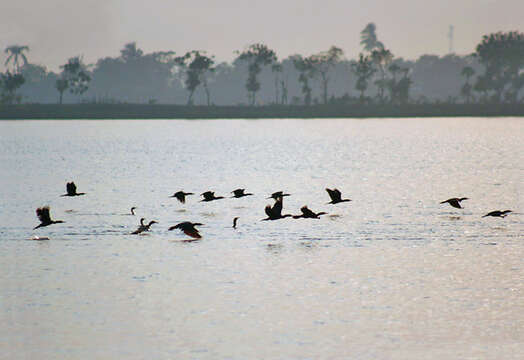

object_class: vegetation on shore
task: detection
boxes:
[1,25,524,111]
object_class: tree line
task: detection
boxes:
[2,25,524,106]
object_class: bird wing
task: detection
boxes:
[174,192,185,203]
[67,182,77,195]
[183,228,201,239]
[272,198,283,216]
[265,205,273,218]
[326,188,336,201]
[301,206,316,217]
[36,206,51,223]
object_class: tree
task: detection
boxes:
[176,51,215,105]
[460,66,475,104]
[236,43,277,105]
[291,55,315,105]
[120,42,144,62]
[474,31,524,103]
[360,23,384,52]
[371,48,393,103]
[4,45,29,73]
[60,56,91,97]
[0,71,25,104]
[55,78,68,104]
[309,46,344,104]
[271,63,282,104]
[351,54,376,102]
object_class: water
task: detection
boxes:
[0,118,522,359]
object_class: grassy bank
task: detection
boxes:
[1,103,524,120]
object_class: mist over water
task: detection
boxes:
[0,118,522,359]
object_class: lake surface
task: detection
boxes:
[0,118,522,359]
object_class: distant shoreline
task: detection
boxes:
[1,104,524,120]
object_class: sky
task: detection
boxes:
[1,0,523,72]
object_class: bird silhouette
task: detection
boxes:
[440,197,469,209]
[200,191,224,202]
[171,191,194,204]
[61,182,85,196]
[268,191,290,199]
[34,206,64,230]
[130,207,137,215]
[326,188,351,204]
[131,218,157,234]
[293,206,327,219]
[482,210,512,218]
[169,221,203,238]
[263,197,293,220]
[233,217,239,228]
[231,189,253,198]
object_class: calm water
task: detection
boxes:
[0,118,522,359]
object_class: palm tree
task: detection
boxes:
[4,45,29,73]
[461,66,475,104]
[360,23,384,52]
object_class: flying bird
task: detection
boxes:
[200,191,224,202]
[268,191,290,199]
[61,182,85,196]
[169,221,203,238]
[171,191,194,204]
[233,217,239,228]
[482,210,512,218]
[34,206,64,230]
[326,188,351,204]
[231,189,253,198]
[263,196,292,221]
[440,197,469,209]
[293,206,327,219]
[131,218,157,234]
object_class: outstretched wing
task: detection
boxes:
[36,206,51,223]
[301,206,316,218]
[272,198,283,217]
[183,228,201,239]
[67,182,77,195]
[174,192,185,203]
[265,205,273,218]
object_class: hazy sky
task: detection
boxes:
[1,0,523,71]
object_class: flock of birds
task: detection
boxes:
[33,182,514,240]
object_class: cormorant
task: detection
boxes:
[61,182,85,196]
[171,191,194,204]
[200,191,224,202]
[263,196,292,220]
[130,207,137,215]
[440,197,469,209]
[268,191,290,199]
[231,189,253,198]
[293,206,327,219]
[482,210,512,218]
[233,217,239,228]
[326,188,351,204]
[169,221,203,238]
[132,218,157,234]
[34,206,64,230]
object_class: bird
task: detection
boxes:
[293,206,327,219]
[61,181,85,196]
[200,191,224,202]
[131,218,157,234]
[233,217,239,228]
[231,189,253,198]
[440,197,469,209]
[130,207,137,215]
[34,206,64,230]
[171,191,194,204]
[326,188,351,204]
[169,221,203,238]
[263,196,293,220]
[267,191,290,199]
[482,210,512,218]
